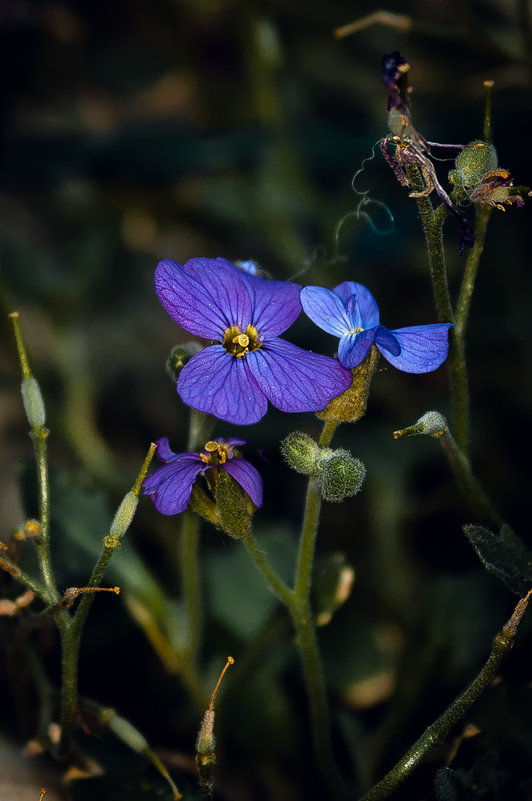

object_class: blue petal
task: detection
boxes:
[154,437,180,462]
[374,326,401,356]
[381,324,452,373]
[246,275,302,337]
[333,282,380,328]
[300,286,352,336]
[223,459,263,508]
[155,259,232,339]
[177,345,267,425]
[246,337,351,413]
[338,329,376,368]
[181,257,254,333]
[142,455,204,515]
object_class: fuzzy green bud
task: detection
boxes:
[281,431,320,474]
[449,140,498,192]
[393,410,447,439]
[21,375,46,428]
[108,490,138,542]
[318,450,366,503]
[165,342,203,382]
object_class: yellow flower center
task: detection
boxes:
[200,440,232,466]
[222,325,261,358]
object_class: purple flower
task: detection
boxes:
[301,281,452,373]
[382,51,410,113]
[155,257,351,425]
[142,437,263,515]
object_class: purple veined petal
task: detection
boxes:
[177,345,268,425]
[213,436,247,448]
[180,257,254,333]
[142,455,204,515]
[245,275,302,337]
[382,324,452,373]
[300,286,352,337]
[338,328,376,368]
[155,259,231,339]
[154,437,180,463]
[223,459,263,508]
[333,282,380,328]
[374,325,401,356]
[246,337,351,413]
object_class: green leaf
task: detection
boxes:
[463,522,532,596]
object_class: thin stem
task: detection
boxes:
[180,511,202,667]
[0,553,48,600]
[451,205,492,455]
[359,591,531,801]
[438,426,501,526]
[241,533,294,607]
[30,427,59,604]
[319,419,339,448]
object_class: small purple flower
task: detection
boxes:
[301,281,452,373]
[382,51,410,113]
[155,257,351,425]
[142,437,263,515]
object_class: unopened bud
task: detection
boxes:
[21,376,46,428]
[281,432,319,474]
[319,450,366,503]
[449,140,498,192]
[393,410,447,439]
[166,342,203,382]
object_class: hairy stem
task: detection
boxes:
[359,591,531,801]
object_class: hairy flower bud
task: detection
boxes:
[449,140,498,192]
[318,450,366,503]
[281,432,320,474]
[393,410,447,439]
[215,470,256,539]
[165,342,203,382]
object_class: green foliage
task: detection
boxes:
[463,523,532,596]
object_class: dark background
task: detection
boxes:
[1,1,531,799]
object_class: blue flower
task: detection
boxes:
[142,437,263,515]
[155,257,351,425]
[301,281,452,373]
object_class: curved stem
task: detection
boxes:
[242,533,294,607]
[451,206,492,454]
[359,591,531,801]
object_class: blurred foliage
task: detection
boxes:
[1,0,531,799]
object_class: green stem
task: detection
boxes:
[180,511,202,667]
[30,426,59,604]
[451,206,492,454]
[438,427,501,526]
[241,533,294,607]
[0,553,48,600]
[359,591,531,801]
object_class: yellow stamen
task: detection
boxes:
[209,656,234,711]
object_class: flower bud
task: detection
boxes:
[281,432,320,474]
[319,450,366,503]
[393,410,447,439]
[21,376,46,428]
[449,140,498,192]
[165,342,203,382]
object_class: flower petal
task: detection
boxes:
[142,455,204,515]
[338,328,376,368]
[246,274,302,337]
[246,337,351,413]
[177,345,267,425]
[333,282,380,328]
[374,325,401,356]
[154,437,181,462]
[223,459,263,508]
[300,285,352,336]
[381,324,452,373]
[180,257,254,332]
